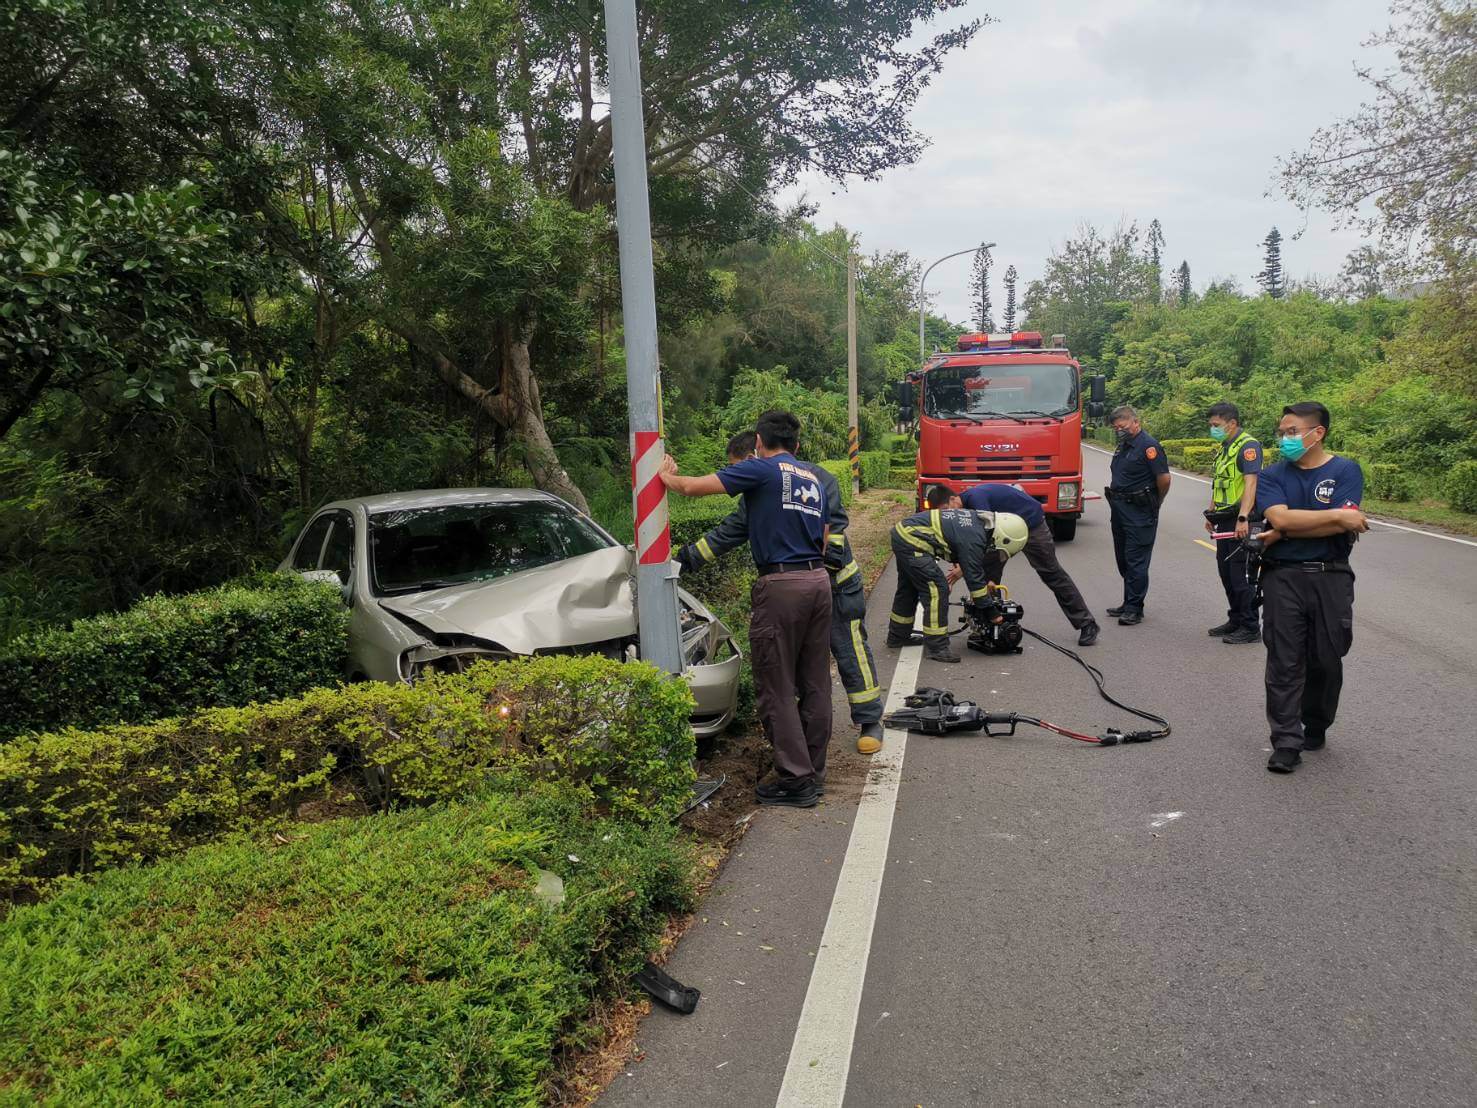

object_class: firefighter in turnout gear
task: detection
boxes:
[887,485,1028,663]
[675,431,886,755]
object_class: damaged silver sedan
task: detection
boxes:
[279,489,741,738]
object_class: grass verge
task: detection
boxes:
[1364,497,1477,537]
[0,776,697,1107]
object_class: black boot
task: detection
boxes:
[924,638,961,663]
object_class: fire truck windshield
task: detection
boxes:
[922,362,1078,421]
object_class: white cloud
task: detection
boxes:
[780,0,1395,327]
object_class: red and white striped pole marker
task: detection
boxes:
[606,0,684,675]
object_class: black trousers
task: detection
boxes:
[986,521,1094,629]
[1261,565,1355,751]
[1216,536,1259,630]
[1109,503,1158,613]
[889,544,950,640]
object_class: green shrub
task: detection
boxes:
[888,466,918,490]
[667,494,740,550]
[0,655,695,901]
[0,575,349,742]
[1182,444,1218,473]
[1445,460,1477,513]
[819,460,855,505]
[1365,463,1413,502]
[0,778,697,1106]
[858,450,890,490]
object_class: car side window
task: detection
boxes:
[321,513,355,586]
[291,515,334,571]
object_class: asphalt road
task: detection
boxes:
[604,447,1477,1107]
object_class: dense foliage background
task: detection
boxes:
[4,0,1475,643]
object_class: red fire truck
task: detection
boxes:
[897,331,1106,542]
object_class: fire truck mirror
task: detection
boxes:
[1089,374,1107,404]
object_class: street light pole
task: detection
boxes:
[846,251,859,496]
[918,242,996,362]
[604,0,683,675]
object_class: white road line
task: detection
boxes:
[776,643,922,1108]
[1086,443,1477,549]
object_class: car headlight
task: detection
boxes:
[1057,482,1079,509]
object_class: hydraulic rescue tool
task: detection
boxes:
[885,596,1172,746]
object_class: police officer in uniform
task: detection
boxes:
[1204,401,1263,644]
[1105,405,1171,625]
[1254,402,1367,774]
[957,482,1100,646]
[886,484,1029,662]
[661,410,832,807]
[676,430,885,756]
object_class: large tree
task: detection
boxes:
[1145,218,1165,298]
[1257,227,1285,299]
[3,0,986,508]
[1175,260,1192,307]
[969,242,994,330]
[1280,0,1477,276]
[1020,220,1157,361]
[1002,264,1018,330]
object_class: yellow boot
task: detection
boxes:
[856,722,884,755]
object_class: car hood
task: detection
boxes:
[377,545,637,654]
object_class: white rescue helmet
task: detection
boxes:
[991,512,1030,558]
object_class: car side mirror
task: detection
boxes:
[896,379,915,422]
[1089,374,1107,404]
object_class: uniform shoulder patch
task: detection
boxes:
[1243,447,1257,461]
[1145,446,1159,460]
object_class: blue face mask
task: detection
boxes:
[1279,431,1309,461]
[1208,425,1228,442]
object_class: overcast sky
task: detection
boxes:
[781,0,1396,327]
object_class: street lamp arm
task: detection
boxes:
[919,242,995,362]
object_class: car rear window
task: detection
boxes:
[369,501,614,595]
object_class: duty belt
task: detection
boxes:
[1106,485,1156,507]
[757,560,825,576]
[1263,559,1351,573]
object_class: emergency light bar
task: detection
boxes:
[955,330,1045,351]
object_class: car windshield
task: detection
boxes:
[369,501,614,595]
[923,362,1078,420]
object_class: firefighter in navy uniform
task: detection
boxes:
[1105,405,1172,625]
[1204,401,1263,644]
[676,431,885,755]
[886,485,1029,662]
[1254,402,1368,775]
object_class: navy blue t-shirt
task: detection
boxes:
[1255,456,1364,562]
[959,482,1045,530]
[717,454,826,565]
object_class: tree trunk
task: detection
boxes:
[500,329,590,512]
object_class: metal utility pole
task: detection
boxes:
[918,242,996,362]
[846,251,859,496]
[604,0,683,676]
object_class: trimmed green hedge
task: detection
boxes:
[667,494,738,550]
[0,778,697,1106]
[818,460,855,505]
[0,655,695,901]
[0,575,349,742]
[1182,444,1218,473]
[857,450,890,490]
[1445,460,1477,513]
